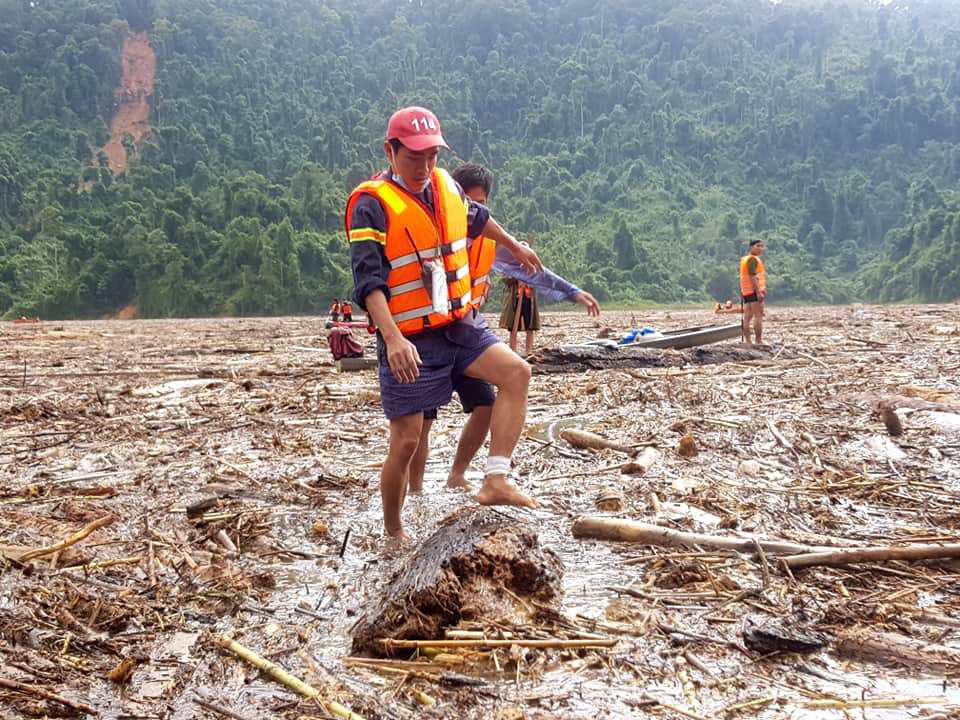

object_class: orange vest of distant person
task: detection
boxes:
[468,236,496,306]
[739,255,766,297]
[342,301,353,315]
[345,168,473,336]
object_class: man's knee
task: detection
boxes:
[389,417,423,460]
[391,433,421,462]
[499,356,531,391]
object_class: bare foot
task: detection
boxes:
[384,528,412,550]
[446,472,473,491]
[474,475,538,508]
[408,485,423,496]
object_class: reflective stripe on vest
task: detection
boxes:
[739,255,766,296]
[468,236,496,307]
[390,237,468,270]
[392,289,474,324]
[345,168,472,336]
[392,264,470,296]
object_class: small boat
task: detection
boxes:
[561,323,742,352]
[622,322,742,349]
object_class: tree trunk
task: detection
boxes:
[351,508,564,656]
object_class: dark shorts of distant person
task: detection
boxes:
[376,321,499,420]
[742,294,762,304]
[424,376,496,420]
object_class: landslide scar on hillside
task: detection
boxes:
[102,32,155,176]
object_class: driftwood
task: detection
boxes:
[782,543,960,569]
[532,344,778,374]
[560,428,634,454]
[881,406,903,436]
[741,616,826,654]
[873,394,960,415]
[18,515,114,563]
[336,357,377,372]
[378,637,616,650]
[351,509,563,656]
[834,627,960,671]
[621,447,660,475]
[572,516,831,555]
[0,676,98,716]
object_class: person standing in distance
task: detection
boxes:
[740,238,767,346]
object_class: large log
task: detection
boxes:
[834,627,960,671]
[351,509,563,656]
[336,357,377,372]
[571,516,832,555]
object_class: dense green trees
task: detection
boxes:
[0,0,959,318]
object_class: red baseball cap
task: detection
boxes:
[386,106,449,152]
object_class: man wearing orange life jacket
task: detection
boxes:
[347,106,545,544]
[341,300,353,323]
[406,163,600,496]
[739,238,767,346]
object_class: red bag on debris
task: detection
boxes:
[328,327,364,361]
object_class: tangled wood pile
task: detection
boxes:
[0,304,958,719]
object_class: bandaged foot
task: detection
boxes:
[473,456,537,508]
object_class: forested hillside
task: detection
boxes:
[1,0,958,318]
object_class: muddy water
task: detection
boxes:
[3,308,960,719]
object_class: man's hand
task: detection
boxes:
[479,217,545,275]
[574,291,600,316]
[512,241,544,276]
[384,333,422,384]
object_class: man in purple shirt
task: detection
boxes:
[407,163,600,493]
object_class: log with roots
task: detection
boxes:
[351,509,563,656]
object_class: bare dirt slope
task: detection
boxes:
[1,305,959,719]
[101,32,155,176]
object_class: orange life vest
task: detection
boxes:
[345,169,473,336]
[739,255,766,296]
[342,302,353,314]
[518,282,533,299]
[467,236,496,307]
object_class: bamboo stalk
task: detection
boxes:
[802,697,947,710]
[782,543,960,569]
[642,693,709,720]
[20,515,114,562]
[378,637,616,650]
[214,635,364,720]
[61,555,141,573]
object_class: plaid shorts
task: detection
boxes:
[377,320,500,420]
